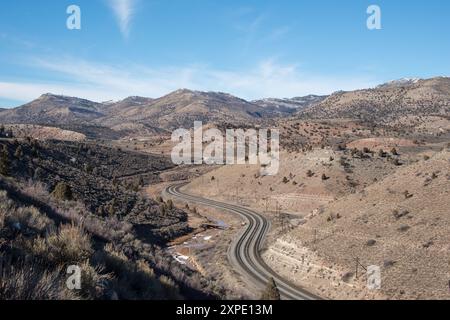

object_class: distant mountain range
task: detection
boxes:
[298,77,450,123]
[1,77,449,137]
[0,89,301,132]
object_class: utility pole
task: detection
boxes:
[354,257,367,279]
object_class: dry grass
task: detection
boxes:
[29,224,93,265]
[97,243,182,300]
[0,261,76,300]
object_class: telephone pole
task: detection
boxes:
[354,257,367,279]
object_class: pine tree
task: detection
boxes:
[260,278,281,300]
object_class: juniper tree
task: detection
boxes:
[391,148,399,156]
[260,278,281,300]
[0,145,10,176]
[14,145,23,159]
[52,182,73,201]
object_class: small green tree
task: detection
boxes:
[260,278,281,300]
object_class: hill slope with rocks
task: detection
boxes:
[298,77,450,125]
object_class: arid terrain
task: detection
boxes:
[1,76,449,300]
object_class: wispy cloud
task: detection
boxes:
[0,56,380,105]
[232,10,291,54]
[233,13,266,54]
[106,0,138,37]
[265,25,291,42]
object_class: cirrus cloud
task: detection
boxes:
[106,0,138,37]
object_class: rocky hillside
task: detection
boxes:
[3,124,86,142]
[299,77,450,125]
[0,94,105,125]
[97,89,270,130]
[289,149,450,299]
[253,95,327,116]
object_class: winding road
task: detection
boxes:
[164,183,319,300]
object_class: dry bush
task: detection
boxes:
[30,224,93,265]
[78,261,113,299]
[0,260,76,300]
[0,188,53,234]
[21,180,49,199]
[0,190,13,228]
[99,243,181,300]
[7,206,53,234]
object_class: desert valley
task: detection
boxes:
[0,77,449,300]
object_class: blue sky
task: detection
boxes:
[1,0,450,107]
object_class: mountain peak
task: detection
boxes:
[120,96,153,104]
[37,93,92,103]
[172,88,196,95]
[377,78,421,89]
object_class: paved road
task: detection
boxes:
[164,183,319,300]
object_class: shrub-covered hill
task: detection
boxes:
[0,177,219,299]
[0,136,224,300]
[0,139,187,242]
